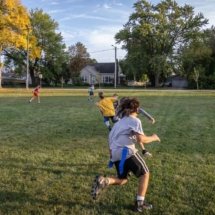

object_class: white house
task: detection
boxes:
[80,63,125,85]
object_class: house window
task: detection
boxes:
[103,75,112,84]
[91,76,96,84]
[82,75,88,83]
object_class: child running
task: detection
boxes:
[96,91,119,131]
[29,85,41,103]
[91,97,160,212]
[115,97,154,157]
[88,84,95,102]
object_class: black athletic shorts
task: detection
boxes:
[114,152,149,179]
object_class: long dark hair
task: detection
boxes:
[117,97,140,117]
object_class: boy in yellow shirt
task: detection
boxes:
[96,92,119,131]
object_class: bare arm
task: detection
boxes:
[139,108,155,124]
[135,132,160,145]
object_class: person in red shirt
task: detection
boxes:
[29,85,41,103]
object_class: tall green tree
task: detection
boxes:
[28,9,68,85]
[179,27,215,88]
[205,27,215,82]
[115,0,208,87]
[4,8,68,86]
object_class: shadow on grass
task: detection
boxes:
[0,191,134,215]
[0,158,103,176]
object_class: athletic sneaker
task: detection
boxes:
[142,149,153,158]
[134,200,153,212]
[91,175,109,200]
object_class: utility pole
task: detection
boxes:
[26,26,30,89]
[0,54,2,88]
[112,45,117,89]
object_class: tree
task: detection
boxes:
[115,0,208,87]
[193,67,200,89]
[68,42,96,83]
[179,30,213,88]
[4,8,68,86]
[0,0,32,87]
[141,73,149,88]
[204,27,215,88]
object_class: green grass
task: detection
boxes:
[0,88,214,215]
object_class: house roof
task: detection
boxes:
[90,63,115,74]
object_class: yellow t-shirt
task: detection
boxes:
[98,97,116,117]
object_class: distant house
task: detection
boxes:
[164,75,188,88]
[80,63,125,85]
[1,71,28,85]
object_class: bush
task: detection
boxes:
[188,75,215,89]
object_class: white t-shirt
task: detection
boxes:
[108,116,144,162]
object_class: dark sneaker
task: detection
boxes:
[91,175,108,200]
[142,150,152,158]
[135,200,153,212]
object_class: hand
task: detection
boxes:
[151,118,156,124]
[152,134,160,143]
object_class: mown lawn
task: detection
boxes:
[0,88,214,215]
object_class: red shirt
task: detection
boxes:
[33,87,40,96]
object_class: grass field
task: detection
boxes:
[0,88,214,215]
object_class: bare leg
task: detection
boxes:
[137,172,149,196]
[107,176,128,185]
[37,96,40,103]
[29,96,35,102]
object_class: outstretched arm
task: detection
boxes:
[139,108,155,124]
[135,132,160,145]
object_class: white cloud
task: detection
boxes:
[47,9,67,14]
[85,26,126,62]
[103,3,112,9]
[60,30,76,44]
[115,3,123,6]
[50,1,59,5]
[59,13,122,23]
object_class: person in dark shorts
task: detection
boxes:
[91,97,160,212]
[88,84,95,101]
[96,91,119,131]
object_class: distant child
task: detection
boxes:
[96,91,119,131]
[88,84,95,101]
[91,97,160,212]
[29,85,41,103]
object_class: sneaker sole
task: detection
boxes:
[91,175,100,200]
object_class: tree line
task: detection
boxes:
[0,0,95,87]
[116,0,215,88]
[0,0,215,88]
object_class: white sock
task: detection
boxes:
[137,195,145,201]
[104,121,110,128]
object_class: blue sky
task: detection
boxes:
[21,0,215,62]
